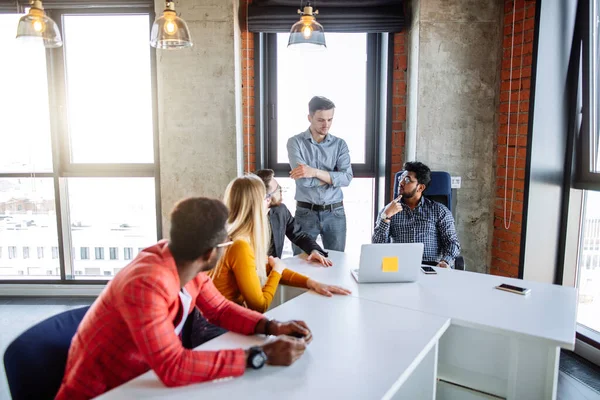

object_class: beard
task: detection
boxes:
[200,256,220,272]
[269,194,283,207]
[400,186,418,199]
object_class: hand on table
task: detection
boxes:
[306,279,351,297]
[261,335,307,366]
[307,250,333,267]
[268,320,313,344]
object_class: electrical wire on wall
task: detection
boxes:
[503,0,527,230]
[244,0,251,173]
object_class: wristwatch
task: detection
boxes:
[246,346,267,369]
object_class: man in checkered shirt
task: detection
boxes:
[372,162,461,268]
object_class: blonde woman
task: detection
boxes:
[210,175,350,313]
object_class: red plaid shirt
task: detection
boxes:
[56,240,263,400]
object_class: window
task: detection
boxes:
[109,247,118,260]
[85,268,101,276]
[8,246,16,259]
[577,191,600,338]
[95,247,104,260]
[0,8,158,282]
[577,0,600,188]
[260,33,387,252]
[274,33,368,165]
[22,247,29,259]
[0,247,2,259]
[124,247,133,260]
[103,271,112,276]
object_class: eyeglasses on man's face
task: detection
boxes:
[266,182,282,198]
[399,173,417,185]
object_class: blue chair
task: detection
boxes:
[4,306,90,400]
[393,170,464,270]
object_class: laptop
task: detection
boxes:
[351,243,424,283]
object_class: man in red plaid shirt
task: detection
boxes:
[56,197,312,400]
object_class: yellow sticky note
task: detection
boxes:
[382,257,399,272]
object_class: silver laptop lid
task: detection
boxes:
[357,243,424,283]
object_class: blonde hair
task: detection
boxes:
[218,175,270,285]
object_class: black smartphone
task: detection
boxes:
[495,283,531,295]
[421,266,437,274]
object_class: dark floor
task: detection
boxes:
[0,297,599,400]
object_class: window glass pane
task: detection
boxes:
[578,190,600,334]
[277,177,373,257]
[0,178,59,279]
[0,15,53,173]
[67,178,157,279]
[63,14,153,164]
[276,33,367,164]
[595,0,600,172]
[109,247,118,260]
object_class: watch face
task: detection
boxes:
[252,352,267,368]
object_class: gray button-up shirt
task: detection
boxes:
[287,129,353,205]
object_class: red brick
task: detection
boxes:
[393,95,406,106]
[524,18,535,31]
[504,10,525,25]
[526,5,536,18]
[396,55,408,71]
[394,81,407,96]
[393,69,406,81]
[395,105,407,121]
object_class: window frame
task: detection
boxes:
[0,6,161,284]
[577,0,600,189]
[255,32,393,220]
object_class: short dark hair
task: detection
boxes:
[253,169,274,191]
[168,197,229,264]
[309,96,335,115]
[404,161,432,187]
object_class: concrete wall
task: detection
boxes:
[155,0,242,237]
[408,0,503,273]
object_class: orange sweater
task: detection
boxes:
[211,240,309,312]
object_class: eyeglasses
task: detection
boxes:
[216,241,234,248]
[266,182,282,198]
[399,174,417,185]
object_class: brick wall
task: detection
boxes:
[241,0,255,173]
[491,0,536,277]
[390,32,408,197]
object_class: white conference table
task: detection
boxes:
[281,251,578,399]
[98,293,450,400]
[97,250,577,400]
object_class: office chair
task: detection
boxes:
[4,305,90,400]
[393,170,465,270]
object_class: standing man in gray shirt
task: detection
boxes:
[287,96,353,253]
